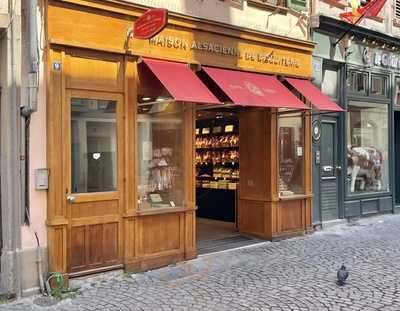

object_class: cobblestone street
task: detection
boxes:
[4,214,400,311]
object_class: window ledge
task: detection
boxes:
[137,206,196,216]
[345,191,391,200]
[366,15,384,23]
[320,0,346,10]
[247,0,288,14]
[279,194,313,201]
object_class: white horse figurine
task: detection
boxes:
[347,146,382,193]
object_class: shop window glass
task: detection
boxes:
[71,98,117,193]
[349,71,367,94]
[395,77,400,105]
[278,113,304,197]
[370,75,387,96]
[347,101,389,194]
[321,69,338,98]
[137,102,184,210]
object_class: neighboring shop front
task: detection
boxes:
[312,16,396,226]
[46,0,326,277]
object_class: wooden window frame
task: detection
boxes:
[348,70,369,96]
[247,0,289,13]
[369,74,389,98]
[277,112,306,198]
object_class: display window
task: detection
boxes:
[347,101,389,194]
[137,101,185,210]
[278,112,305,197]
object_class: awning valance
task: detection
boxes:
[285,78,344,112]
[202,67,309,110]
[142,58,220,104]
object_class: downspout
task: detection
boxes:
[9,0,22,298]
[21,0,44,294]
[23,0,39,115]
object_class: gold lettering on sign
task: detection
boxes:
[149,36,189,50]
[191,40,242,58]
[148,35,300,69]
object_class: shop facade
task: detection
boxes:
[311,16,398,226]
[44,0,325,277]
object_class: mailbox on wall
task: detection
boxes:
[35,168,49,190]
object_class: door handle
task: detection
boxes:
[336,166,342,171]
[67,195,76,203]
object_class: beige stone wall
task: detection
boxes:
[126,0,309,40]
[313,0,395,37]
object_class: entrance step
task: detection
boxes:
[197,234,264,255]
[321,219,348,229]
[69,269,124,290]
[143,240,269,282]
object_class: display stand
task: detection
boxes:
[195,114,239,222]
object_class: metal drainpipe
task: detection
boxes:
[9,0,23,297]
[22,0,44,294]
[23,0,39,115]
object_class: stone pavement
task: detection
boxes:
[3,214,400,311]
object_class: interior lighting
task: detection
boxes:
[156,97,168,102]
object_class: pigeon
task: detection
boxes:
[337,264,349,286]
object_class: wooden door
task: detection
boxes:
[320,118,340,221]
[64,90,124,275]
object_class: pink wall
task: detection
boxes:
[21,15,47,250]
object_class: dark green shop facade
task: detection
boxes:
[311,16,400,226]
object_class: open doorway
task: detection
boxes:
[195,107,260,254]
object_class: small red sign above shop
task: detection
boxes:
[134,9,168,40]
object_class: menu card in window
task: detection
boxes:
[142,141,152,161]
[225,125,234,133]
[202,128,210,134]
[212,126,222,134]
[149,193,162,203]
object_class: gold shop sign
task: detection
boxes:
[149,36,300,68]
[131,27,312,78]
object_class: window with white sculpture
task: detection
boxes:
[347,101,389,194]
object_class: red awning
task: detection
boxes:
[285,78,344,112]
[142,58,220,104]
[202,67,308,109]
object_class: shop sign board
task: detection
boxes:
[362,47,400,70]
[130,26,313,77]
[133,9,168,40]
[140,34,308,73]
